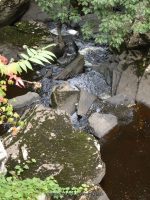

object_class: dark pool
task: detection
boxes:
[101,105,150,200]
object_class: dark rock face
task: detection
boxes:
[0,0,30,27]
[5,105,105,187]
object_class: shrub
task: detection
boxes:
[35,0,150,48]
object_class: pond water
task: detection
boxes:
[101,105,150,200]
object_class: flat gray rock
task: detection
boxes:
[8,92,40,109]
[89,113,118,138]
[78,89,96,116]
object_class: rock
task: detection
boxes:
[0,21,64,59]
[136,65,150,108]
[111,69,122,95]
[79,46,108,68]
[57,39,79,66]
[0,21,53,48]
[78,89,97,116]
[127,33,150,49]
[0,140,7,174]
[102,94,135,124]
[5,105,105,187]
[21,1,50,22]
[106,94,135,106]
[51,82,80,115]
[55,54,84,80]
[77,186,109,200]
[116,66,139,101]
[0,0,30,27]
[0,43,20,60]
[88,113,118,139]
[9,92,40,109]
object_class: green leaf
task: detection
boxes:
[20,53,29,60]
[34,55,51,63]
[27,48,35,57]
[18,61,27,72]
[29,57,44,66]
[40,50,56,58]
[24,60,33,70]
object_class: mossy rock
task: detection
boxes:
[0,21,53,47]
[5,105,105,187]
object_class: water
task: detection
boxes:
[101,105,150,200]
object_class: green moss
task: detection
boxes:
[6,107,102,187]
[0,21,52,47]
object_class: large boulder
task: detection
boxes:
[4,105,105,187]
[0,0,30,27]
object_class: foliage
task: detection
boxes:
[0,45,56,132]
[35,0,150,48]
[0,175,89,200]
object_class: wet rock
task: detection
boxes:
[55,54,84,80]
[0,0,29,27]
[78,89,97,116]
[88,113,118,139]
[5,105,105,187]
[136,65,150,108]
[9,92,40,109]
[0,140,7,174]
[57,40,79,66]
[79,46,108,68]
[116,66,139,101]
[51,82,80,115]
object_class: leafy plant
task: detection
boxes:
[0,44,56,133]
[35,0,150,48]
[0,175,90,200]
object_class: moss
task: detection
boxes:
[6,107,102,187]
[0,21,53,47]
